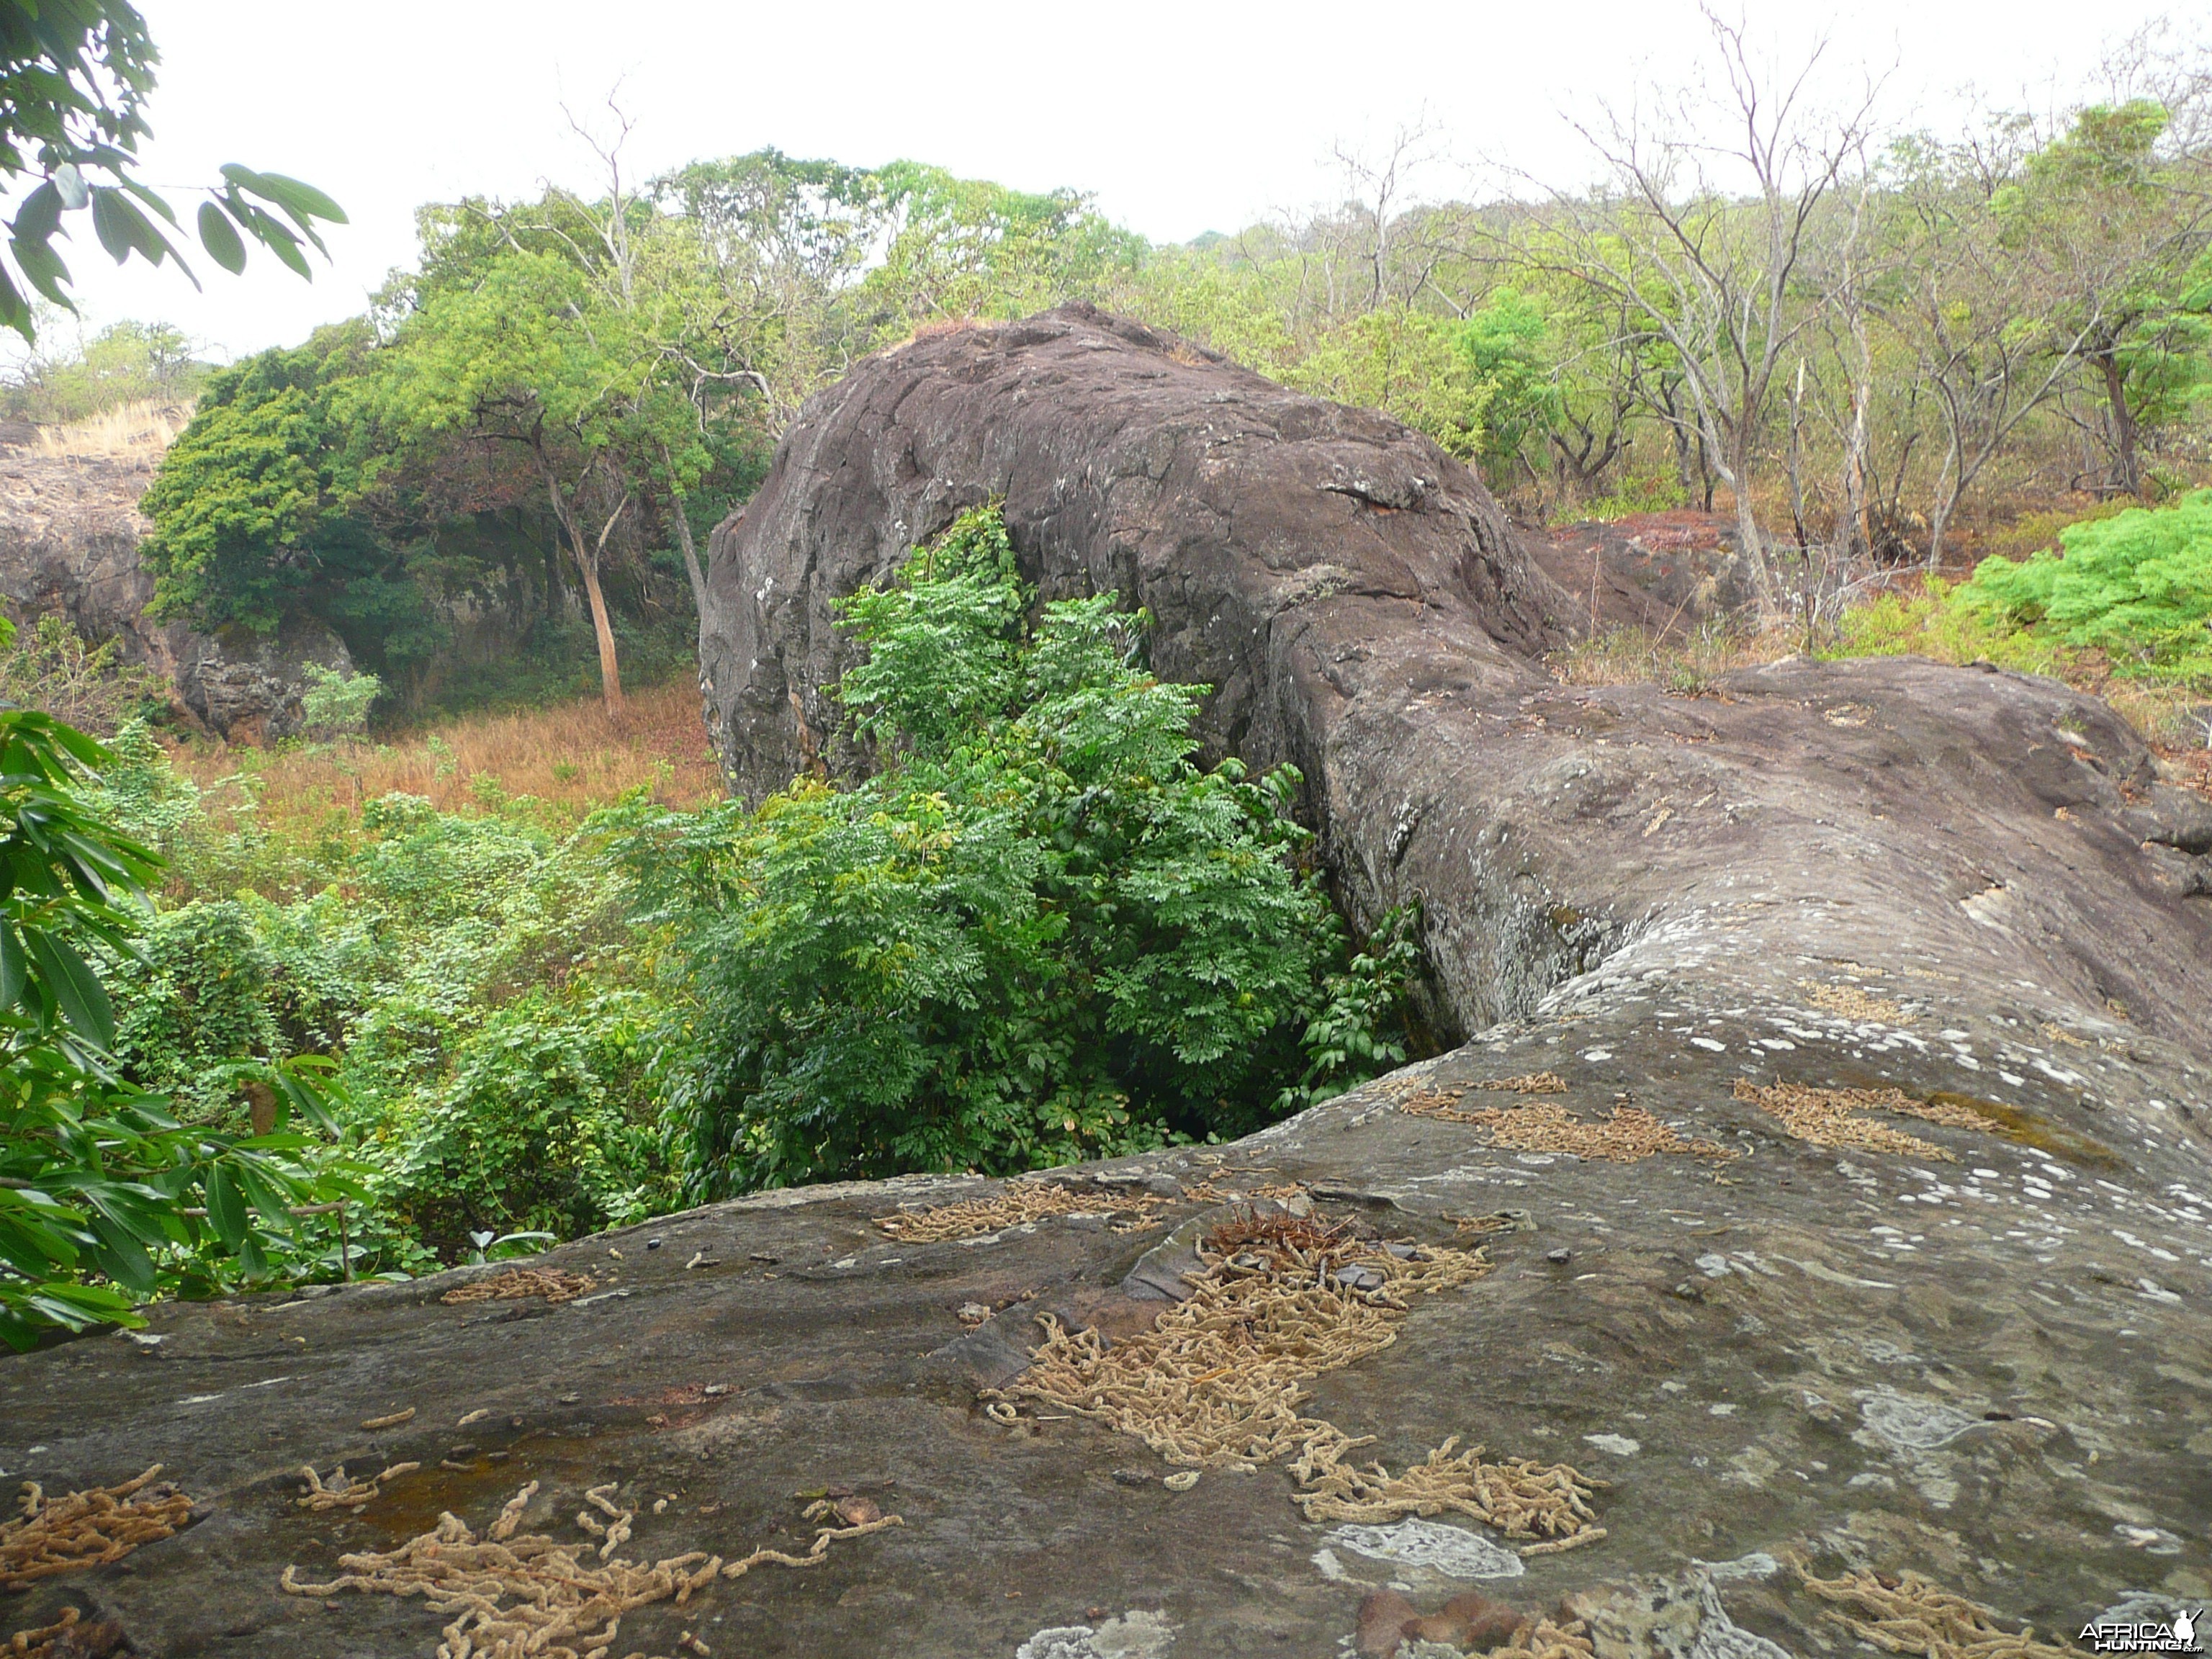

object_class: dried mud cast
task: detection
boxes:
[1,308,2208,1658]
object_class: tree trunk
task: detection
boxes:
[2096,349,2144,499]
[544,467,626,714]
[661,451,711,618]
[572,535,625,714]
[1840,316,1873,562]
[1928,409,1964,570]
[1719,424,1776,611]
[670,496,709,615]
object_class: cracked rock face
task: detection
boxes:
[4,311,2207,1655]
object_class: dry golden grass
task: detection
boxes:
[30,397,192,459]
[1547,621,1798,693]
[171,680,724,836]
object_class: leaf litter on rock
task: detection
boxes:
[281,1476,902,1659]
[441,1267,600,1306]
[1732,1079,1986,1161]
[0,1465,195,1590]
[985,1206,1604,1550]
[2,1606,129,1659]
[1403,1087,1736,1163]
[873,1181,1170,1242]
[1800,1567,2074,1659]
[296,1460,421,1512]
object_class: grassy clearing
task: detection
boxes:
[166,678,724,843]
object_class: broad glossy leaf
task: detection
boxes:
[197,202,246,274]
[253,171,347,225]
[120,180,179,225]
[86,1218,157,1292]
[0,922,23,1007]
[204,1165,248,1249]
[88,187,134,262]
[0,264,28,338]
[245,208,311,279]
[230,1158,299,1231]
[12,233,74,307]
[18,925,114,1048]
[13,181,63,243]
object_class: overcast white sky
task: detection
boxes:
[25,0,2202,361]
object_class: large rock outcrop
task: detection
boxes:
[0,441,352,739]
[3,310,2207,1656]
[701,305,2212,1046]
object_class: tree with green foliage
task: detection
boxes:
[1995,98,2212,498]
[648,148,889,431]
[1,315,205,421]
[1454,289,1565,485]
[1285,306,1494,459]
[861,163,1144,341]
[137,326,398,635]
[626,507,1410,1197]
[0,0,344,341]
[366,250,657,711]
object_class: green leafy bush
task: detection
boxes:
[630,506,1410,1197]
[296,663,382,739]
[374,984,671,1252]
[1957,490,2212,682]
[111,899,282,1120]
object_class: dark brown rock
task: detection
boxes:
[1359,1588,1424,1655]
[1442,1591,1527,1647]
[702,305,2212,1047]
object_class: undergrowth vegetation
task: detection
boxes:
[626,508,1407,1195]
[4,511,1416,1341]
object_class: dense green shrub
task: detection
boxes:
[1958,490,2212,681]
[111,899,282,1120]
[73,510,1415,1256]
[78,726,672,1258]
[374,984,671,1253]
[1833,493,2212,696]
[629,507,1409,1197]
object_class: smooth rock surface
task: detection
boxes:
[700,305,2212,1046]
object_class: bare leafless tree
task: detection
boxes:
[1530,9,1884,606]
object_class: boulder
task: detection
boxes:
[0,442,351,738]
[2,311,2206,1655]
[701,305,2211,1047]
[1524,508,1761,637]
